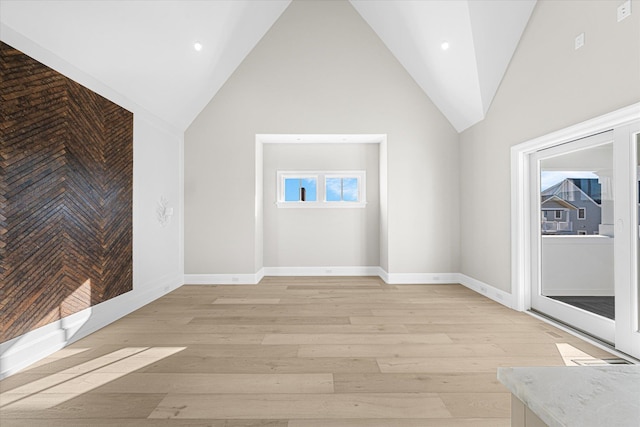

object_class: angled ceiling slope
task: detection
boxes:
[0,0,534,133]
[351,0,536,132]
[0,0,291,131]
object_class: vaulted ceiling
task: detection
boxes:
[0,0,536,133]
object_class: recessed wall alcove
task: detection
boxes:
[255,134,388,275]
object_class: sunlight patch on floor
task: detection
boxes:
[0,347,185,410]
[554,343,629,366]
[555,343,602,366]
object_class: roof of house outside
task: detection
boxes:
[540,195,578,210]
[541,178,601,205]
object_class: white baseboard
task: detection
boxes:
[0,275,182,380]
[381,271,459,284]
[457,273,513,308]
[263,266,382,277]
[184,269,265,285]
[0,308,93,380]
[185,267,382,285]
[255,267,265,283]
[263,267,458,285]
[378,268,389,283]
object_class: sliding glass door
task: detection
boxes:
[511,105,640,360]
[529,123,640,358]
[531,131,615,343]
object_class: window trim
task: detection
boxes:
[554,210,562,219]
[277,172,318,205]
[577,207,587,220]
[324,172,365,204]
[276,170,367,208]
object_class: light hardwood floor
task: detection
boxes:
[0,277,617,426]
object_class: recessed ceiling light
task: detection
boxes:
[441,41,450,51]
[193,41,203,52]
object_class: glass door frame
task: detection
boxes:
[613,122,640,357]
[510,102,640,359]
[529,131,615,344]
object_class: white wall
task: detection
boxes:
[0,29,184,379]
[460,0,640,292]
[263,143,379,268]
[542,236,614,296]
[185,0,459,278]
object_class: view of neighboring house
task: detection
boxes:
[541,178,602,235]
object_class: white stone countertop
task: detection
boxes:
[498,365,640,427]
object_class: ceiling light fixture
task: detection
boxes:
[193,41,203,52]
[441,41,450,51]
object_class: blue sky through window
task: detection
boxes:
[278,171,365,207]
[326,178,341,201]
[342,178,358,201]
[284,177,317,201]
[326,177,359,202]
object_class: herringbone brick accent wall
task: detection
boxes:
[0,42,133,342]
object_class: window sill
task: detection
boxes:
[276,202,367,209]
